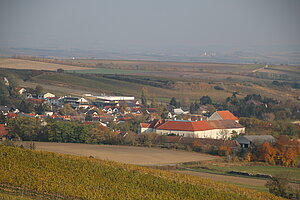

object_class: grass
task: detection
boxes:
[0,145,283,200]
[33,72,233,102]
[183,161,300,182]
[66,68,148,75]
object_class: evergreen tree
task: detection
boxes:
[170,97,177,107]
[200,96,212,105]
[141,87,148,106]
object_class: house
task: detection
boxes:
[0,106,14,115]
[94,96,135,101]
[38,92,55,99]
[45,111,54,116]
[46,97,60,106]
[17,87,26,95]
[59,96,79,107]
[208,110,239,123]
[173,107,189,115]
[236,135,276,148]
[139,119,164,134]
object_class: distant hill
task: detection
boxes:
[0,145,283,200]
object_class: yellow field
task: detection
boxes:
[0,58,94,71]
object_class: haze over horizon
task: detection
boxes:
[0,0,300,61]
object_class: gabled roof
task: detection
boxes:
[140,123,150,128]
[216,111,238,120]
[156,120,212,132]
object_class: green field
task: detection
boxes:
[183,161,300,182]
[0,145,283,200]
[66,68,147,75]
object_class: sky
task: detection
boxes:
[0,0,300,53]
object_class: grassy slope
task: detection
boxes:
[0,145,283,200]
[33,73,233,102]
[34,72,298,102]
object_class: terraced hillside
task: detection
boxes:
[0,145,283,200]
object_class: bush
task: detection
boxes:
[214,86,224,90]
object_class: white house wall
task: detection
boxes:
[155,127,245,139]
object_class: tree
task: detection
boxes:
[57,68,65,73]
[266,176,289,198]
[85,114,93,121]
[35,103,46,115]
[259,142,277,164]
[150,96,158,108]
[161,108,169,119]
[59,104,76,115]
[189,102,196,114]
[119,101,129,114]
[170,97,177,107]
[200,96,212,105]
[19,100,34,113]
[35,85,43,95]
[141,87,148,106]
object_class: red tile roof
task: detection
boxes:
[140,123,150,128]
[156,120,212,132]
[6,113,17,118]
[217,111,238,120]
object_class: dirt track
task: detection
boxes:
[32,142,218,165]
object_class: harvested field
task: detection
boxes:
[0,58,94,71]
[30,142,219,165]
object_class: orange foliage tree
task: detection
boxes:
[259,142,277,164]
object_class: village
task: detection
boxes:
[0,84,283,154]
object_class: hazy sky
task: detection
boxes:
[0,0,300,52]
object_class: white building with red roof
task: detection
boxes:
[139,111,245,139]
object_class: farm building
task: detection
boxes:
[236,135,276,148]
[139,111,245,139]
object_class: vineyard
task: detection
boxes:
[0,145,283,200]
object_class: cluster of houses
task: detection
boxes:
[5,88,160,125]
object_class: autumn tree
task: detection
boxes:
[259,142,277,164]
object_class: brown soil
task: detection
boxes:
[30,142,219,165]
